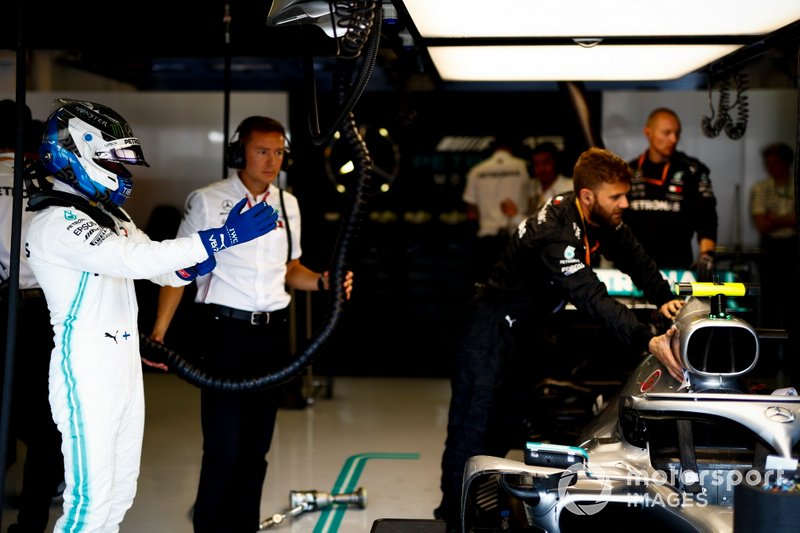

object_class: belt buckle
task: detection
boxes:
[250,311,268,326]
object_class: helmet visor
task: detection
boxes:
[95,137,149,167]
[94,159,133,180]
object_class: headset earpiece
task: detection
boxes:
[281,142,292,172]
[226,128,245,169]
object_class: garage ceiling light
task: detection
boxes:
[402,1,800,38]
[428,44,744,81]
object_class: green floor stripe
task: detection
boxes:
[314,452,420,533]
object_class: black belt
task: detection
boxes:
[211,304,287,326]
[20,288,45,300]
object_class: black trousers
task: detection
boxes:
[190,303,291,533]
[759,235,800,328]
[436,295,552,528]
[468,233,510,285]
[2,292,64,533]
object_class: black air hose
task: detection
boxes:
[307,1,380,146]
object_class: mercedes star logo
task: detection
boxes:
[764,405,796,423]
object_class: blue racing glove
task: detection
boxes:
[197,197,279,256]
[175,254,217,281]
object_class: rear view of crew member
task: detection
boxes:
[462,137,532,283]
[24,98,278,533]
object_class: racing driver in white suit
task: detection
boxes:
[24,98,279,533]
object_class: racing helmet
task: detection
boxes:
[39,98,149,208]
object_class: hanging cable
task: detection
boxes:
[724,71,749,140]
[305,1,379,146]
[701,70,749,140]
[335,0,376,59]
[701,73,730,138]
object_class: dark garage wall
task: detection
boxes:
[291,89,601,377]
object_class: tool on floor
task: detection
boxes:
[258,487,367,529]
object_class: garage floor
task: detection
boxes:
[2,373,452,533]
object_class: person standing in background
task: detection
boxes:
[150,115,353,533]
[462,136,531,283]
[528,141,573,210]
[750,142,798,334]
[625,107,718,277]
[0,98,64,533]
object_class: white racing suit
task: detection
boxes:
[26,199,210,533]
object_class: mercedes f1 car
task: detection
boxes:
[460,281,800,532]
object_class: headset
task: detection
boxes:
[226,116,292,171]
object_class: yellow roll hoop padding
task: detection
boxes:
[674,282,749,297]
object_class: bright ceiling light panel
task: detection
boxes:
[428,45,744,81]
[403,0,800,38]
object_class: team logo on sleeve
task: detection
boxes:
[517,219,527,238]
[560,244,584,275]
[536,208,547,225]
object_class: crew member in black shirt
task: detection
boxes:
[626,107,717,272]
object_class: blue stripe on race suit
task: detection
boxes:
[62,272,90,532]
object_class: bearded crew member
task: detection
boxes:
[434,147,685,531]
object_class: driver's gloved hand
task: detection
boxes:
[197,197,279,256]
